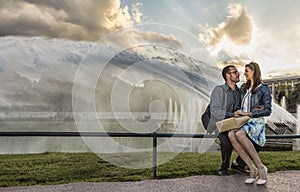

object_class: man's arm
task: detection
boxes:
[210,86,227,121]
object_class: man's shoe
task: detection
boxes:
[231,163,249,174]
[218,169,227,176]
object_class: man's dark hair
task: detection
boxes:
[222,65,235,81]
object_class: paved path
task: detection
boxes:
[1,170,300,192]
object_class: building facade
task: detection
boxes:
[264,75,300,100]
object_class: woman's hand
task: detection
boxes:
[234,110,245,115]
[234,110,242,117]
[234,110,252,117]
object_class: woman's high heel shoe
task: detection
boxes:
[257,165,268,185]
[245,167,258,184]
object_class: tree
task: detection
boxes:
[286,83,300,113]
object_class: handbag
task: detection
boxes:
[216,116,250,133]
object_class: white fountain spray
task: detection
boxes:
[174,101,179,129]
[167,98,173,123]
[179,102,185,130]
[280,96,287,111]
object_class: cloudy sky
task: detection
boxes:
[1,0,300,78]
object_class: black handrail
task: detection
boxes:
[0,131,300,179]
[1,131,300,138]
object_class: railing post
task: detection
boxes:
[152,132,157,179]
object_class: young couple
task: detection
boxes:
[209,62,272,185]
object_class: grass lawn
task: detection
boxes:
[0,151,299,187]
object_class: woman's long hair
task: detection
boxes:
[242,62,262,94]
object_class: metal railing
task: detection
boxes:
[1,131,300,179]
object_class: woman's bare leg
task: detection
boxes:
[235,130,267,183]
[235,130,263,168]
[228,131,256,171]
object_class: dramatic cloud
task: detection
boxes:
[218,60,247,69]
[200,3,254,47]
[131,2,143,23]
[104,28,183,50]
[0,0,143,41]
[267,66,300,78]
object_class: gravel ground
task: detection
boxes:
[1,170,300,192]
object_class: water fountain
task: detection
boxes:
[174,101,179,129]
[167,98,173,123]
[280,96,287,110]
[266,101,297,127]
[294,105,300,150]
